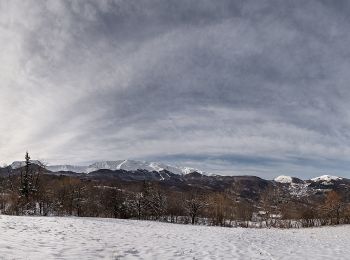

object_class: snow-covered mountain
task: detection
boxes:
[9,159,346,183]
[311,175,342,182]
[10,160,43,169]
[84,160,189,175]
[11,159,205,176]
[273,174,343,184]
[6,160,350,201]
[274,175,293,184]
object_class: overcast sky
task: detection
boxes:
[2,0,350,178]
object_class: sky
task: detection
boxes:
[1,0,350,179]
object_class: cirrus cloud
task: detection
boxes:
[1,0,350,179]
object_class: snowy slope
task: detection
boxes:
[0,215,349,259]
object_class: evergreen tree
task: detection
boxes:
[19,151,40,204]
[20,152,31,200]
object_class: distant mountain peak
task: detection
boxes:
[10,160,43,169]
[274,175,293,183]
[311,175,342,182]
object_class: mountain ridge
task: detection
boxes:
[6,160,347,184]
[9,159,205,176]
[3,160,350,203]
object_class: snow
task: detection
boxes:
[85,160,125,173]
[311,175,342,182]
[0,215,349,259]
[289,183,310,197]
[274,175,293,183]
[274,176,311,197]
[181,167,205,175]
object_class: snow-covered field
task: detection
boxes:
[0,215,349,260]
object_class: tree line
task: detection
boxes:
[1,153,350,228]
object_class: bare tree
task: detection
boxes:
[323,191,343,225]
[184,193,207,225]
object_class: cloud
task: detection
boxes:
[1,0,350,178]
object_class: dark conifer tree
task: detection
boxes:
[20,152,31,201]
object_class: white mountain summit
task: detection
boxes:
[311,175,342,182]
[274,175,293,183]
